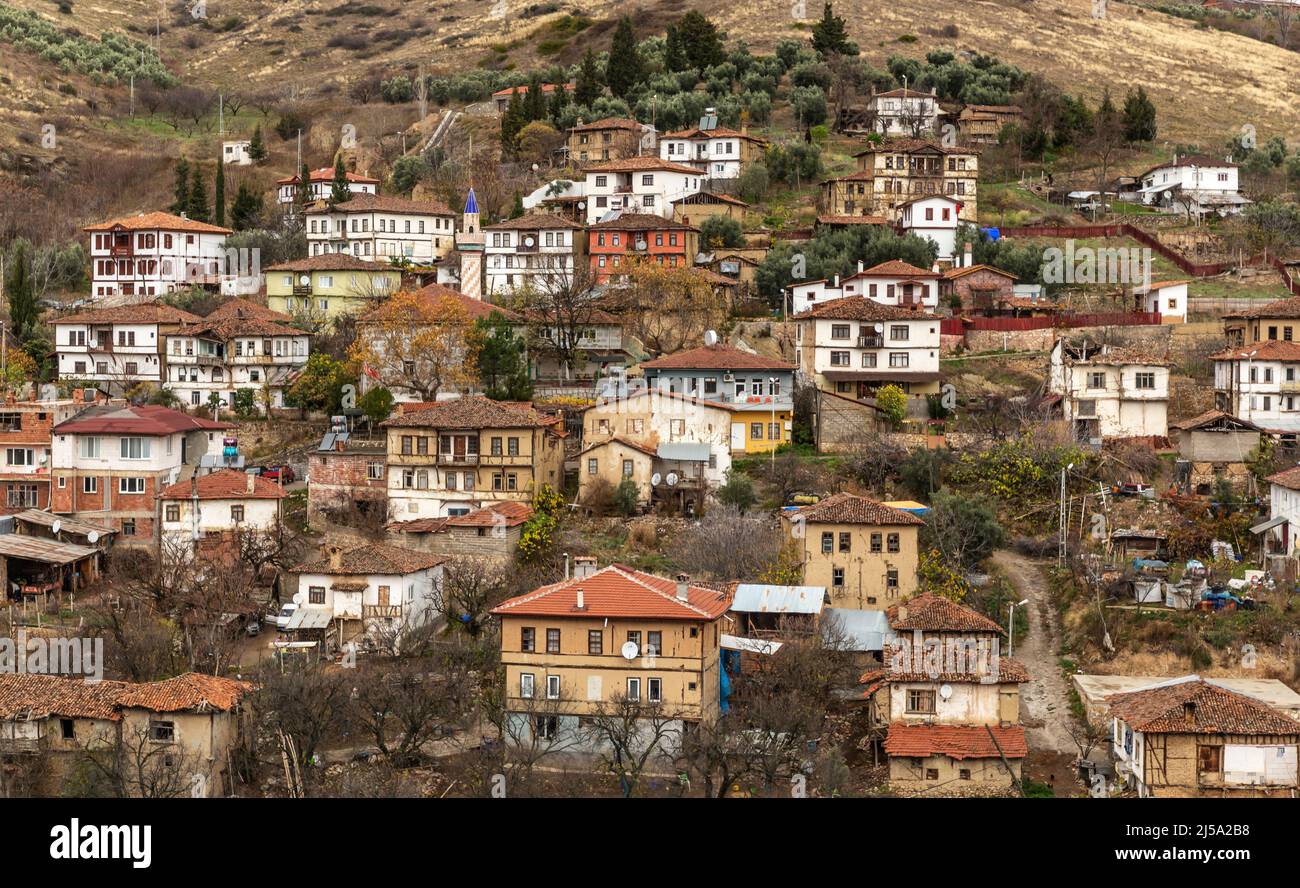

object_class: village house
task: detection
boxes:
[1137,154,1248,217]
[566,117,655,164]
[483,213,586,298]
[896,194,962,262]
[1135,279,1188,322]
[822,139,978,222]
[84,212,232,302]
[582,157,704,224]
[382,397,566,519]
[49,404,233,544]
[672,190,749,225]
[492,81,574,112]
[859,592,1028,795]
[956,104,1023,144]
[289,541,446,649]
[1107,677,1299,797]
[866,86,941,137]
[489,560,730,749]
[54,303,203,393]
[793,297,943,402]
[658,114,769,179]
[1049,339,1170,444]
[305,193,457,263]
[523,304,632,383]
[789,260,942,315]
[1264,465,1300,556]
[588,214,697,283]
[387,500,533,560]
[578,432,726,515]
[1073,673,1300,725]
[222,139,252,165]
[305,433,388,527]
[157,468,287,556]
[1169,410,1262,465]
[583,388,736,474]
[782,492,922,611]
[1221,295,1300,349]
[265,254,401,326]
[275,167,379,208]
[1210,339,1300,433]
[0,391,106,511]
[163,312,310,412]
[638,343,794,454]
[940,262,1020,315]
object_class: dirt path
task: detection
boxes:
[990,550,1074,755]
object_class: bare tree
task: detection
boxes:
[440,557,510,634]
[669,507,784,580]
[350,659,474,766]
[253,662,357,794]
[67,724,204,798]
[581,694,681,798]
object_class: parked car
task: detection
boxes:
[260,465,296,484]
[245,617,262,637]
[274,602,298,630]
[1111,483,1153,497]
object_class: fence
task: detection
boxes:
[999,223,1240,277]
[943,311,1163,333]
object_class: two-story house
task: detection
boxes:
[658,115,768,179]
[305,193,457,262]
[566,117,655,164]
[783,492,923,611]
[157,468,287,556]
[265,253,401,327]
[1220,295,1300,350]
[84,212,231,302]
[582,157,704,224]
[483,214,587,298]
[789,259,942,316]
[490,560,730,749]
[54,304,203,393]
[793,297,942,401]
[381,397,566,519]
[164,314,310,412]
[0,392,104,511]
[1107,677,1299,798]
[275,167,379,209]
[867,87,941,137]
[587,214,697,283]
[1211,340,1300,434]
[896,194,962,262]
[1137,154,1248,217]
[1049,339,1170,444]
[956,104,1023,144]
[822,139,978,222]
[860,592,1029,795]
[49,405,233,544]
[306,434,389,527]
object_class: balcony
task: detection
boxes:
[1281,381,1300,393]
[292,284,313,296]
[857,335,883,349]
[363,604,403,620]
[437,452,479,466]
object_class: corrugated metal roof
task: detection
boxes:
[721,634,783,654]
[824,607,890,652]
[284,608,333,631]
[656,442,711,462]
[0,535,97,564]
[731,584,827,615]
[13,510,114,538]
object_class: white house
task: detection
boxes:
[276,167,379,207]
[789,259,942,315]
[163,312,311,411]
[658,115,767,180]
[1049,339,1170,444]
[290,541,447,647]
[483,214,586,298]
[1211,339,1300,432]
[84,212,232,302]
[54,303,202,391]
[1136,279,1188,323]
[868,87,941,137]
[896,195,961,262]
[793,297,942,400]
[157,468,287,554]
[1137,154,1249,217]
[582,389,736,487]
[1266,466,1300,556]
[305,194,457,263]
[221,140,252,166]
[582,157,703,224]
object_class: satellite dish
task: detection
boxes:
[51,520,62,535]
[524,235,535,247]
[666,472,679,487]
[298,274,310,285]
[650,472,662,486]
[939,684,953,700]
[873,323,884,333]
[86,531,99,544]
[703,329,719,347]
[635,239,648,251]
[292,591,306,606]
[621,641,639,660]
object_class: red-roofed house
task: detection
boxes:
[158,468,288,555]
[163,313,310,412]
[789,259,942,315]
[658,117,768,179]
[305,193,458,263]
[582,157,704,224]
[387,500,533,560]
[587,214,697,283]
[275,166,379,207]
[490,560,730,746]
[50,405,234,544]
[54,303,203,393]
[84,211,232,302]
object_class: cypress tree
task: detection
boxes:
[187,163,210,222]
[5,239,37,339]
[214,157,226,227]
[170,157,190,215]
[295,161,311,210]
[248,125,267,162]
[574,49,603,108]
[605,16,644,99]
[330,162,351,205]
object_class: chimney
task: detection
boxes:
[675,573,690,601]
[857,260,864,273]
[963,242,973,268]
[833,274,840,289]
[1183,701,1197,726]
[325,543,343,571]
[335,437,346,452]
[573,556,597,579]
[72,388,84,404]
[576,117,584,127]
[575,588,586,610]
[246,472,255,494]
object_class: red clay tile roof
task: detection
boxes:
[942,264,1017,281]
[159,468,289,500]
[583,156,701,175]
[491,564,731,621]
[205,298,292,322]
[816,214,889,226]
[55,303,202,326]
[1169,410,1261,433]
[675,190,749,207]
[485,213,584,231]
[265,253,395,273]
[359,285,521,323]
[1137,154,1238,180]
[1267,465,1300,490]
[883,723,1027,760]
[329,193,454,216]
[791,296,938,322]
[579,435,659,458]
[444,500,534,527]
[1223,296,1300,320]
[856,259,940,279]
[179,315,305,339]
[54,405,233,436]
[568,117,642,133]
[661,126,767,144]
[868,652,1029,686]
[84,211,231,235]
[873,87,937,99]
[381,396,559,430]
[386,517,451,534]
[1209,339,1300,362]
[114,672,253,713]
[853,138,978,157]
[493,82,574,98]
[274,166,380,186]
[0,672,251,720]
[640,344,793,371]
[292,542,448,575]
[1106,678,1300,735]
[791,492,925,526]
[588,213,697,231]
[887,592,1005,635]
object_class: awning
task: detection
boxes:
[284,608,333,631]
[0,535,97,565]
[820,370,943,383]
[656,442,711,462]
[720,634,783,654]
[1250,515,1287,535]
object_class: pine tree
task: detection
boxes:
[295,161,311,210]
[170,157,190,215]
[1121,87,1157,144]
[548,80,568,123]
[475,313,533,401]
[214,157,226,227]
[4,239,37,340]
[329,162,351,205]
[676,11,725,73]
[500,88,526,153]
[510,192,524,218]
[664,25,686,73]
[811,2,856,56]
[248,125,267,162]
[187,164,210,222]
[605,16,644,99]
[574,49,603,108]
[230,183,263,231]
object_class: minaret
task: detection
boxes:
[456,187,485,300]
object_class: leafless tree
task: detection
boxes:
[581,693,681,798]
[1066,717,1111,764]
[350,659,474,766]
[67,724,204,798]
[517,265,606,380]
[669,507,784,580]
[440,557,510,634]
[253,662,357,793]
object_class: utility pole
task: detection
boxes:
[1058,462,1073,567]
[129,73,135,118]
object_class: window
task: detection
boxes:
[888,353,910,368]
[5,448,32,466]
[587,458,598,475]
[907,689,937,714]
[839,532,851,553]
[830,351,850,366]
[546,628,560,653]
[491,437,503,456]
[82,477,98,494]
[887,533,900,553]
[626,677,641,702]
[148,720,175,743]
[309,586,326,604]
[165,504,180,522]
[120,437,151,460]
[1197,745,1223,773]
[832,567,844,587]
[588,629,604,655]
[520,673,535,699]
[647,631,662,657]
[122,519,136,536]
[1088,372,1105,389]
[887,569,899,589]
[622,459,634,477]
[648,678,662,703]
[367,461,383,480]
[60,718,75,740]
[546,675,561,699]
[821,531,833,554]
[118,477,146,494]
[889,325,909,341]
[507,437,520,456]
[751,422,763,440]
[1134,372,1156,390]
[831,324,851,340]
[870,532,882,553]
[231,505,245,523]
[521,627,535,652]
[959,769,971,780]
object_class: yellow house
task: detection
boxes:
[265,253,402,327]
[490,560,731,748]
[784,492,923,610]
[821,138,979,222]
